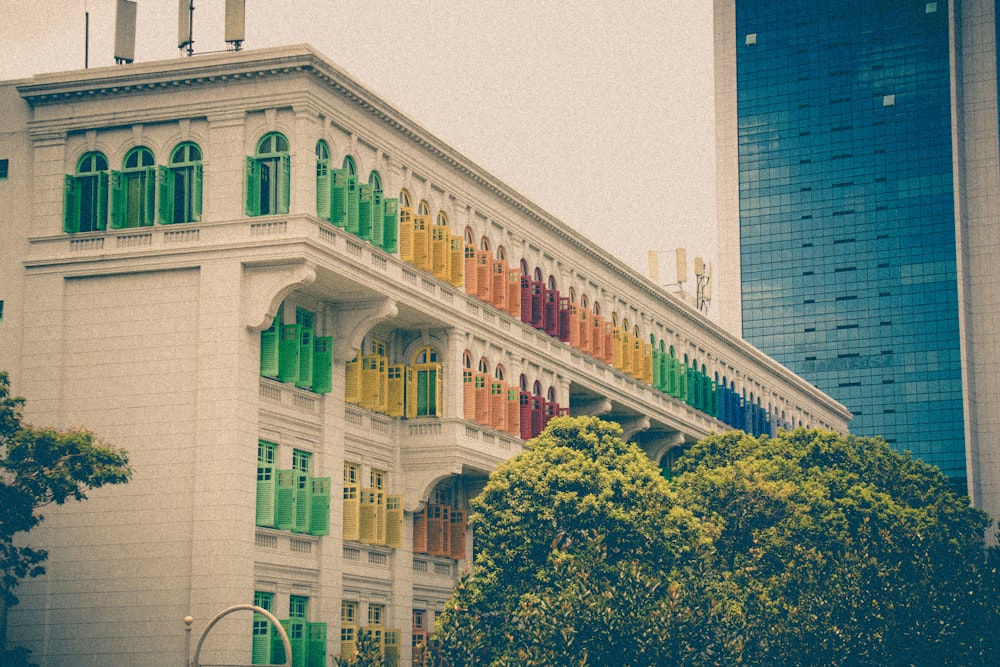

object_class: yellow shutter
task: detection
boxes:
[405,367,417,419]
[360,488,378,544]
[431,226,450,280]
[449,236,465,287]
[387,364,406,417]
[412,215,430,271]
[385,495,403,548]
[343,484,360,541]
[613,327,625,371]
[345,355,361,405]
[399,206,414,263]
[375,491,387,545]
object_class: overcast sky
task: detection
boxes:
[1,0,717,297]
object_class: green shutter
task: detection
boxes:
[307,622,327,667]
[278,324,301,384]
[256,462,276,527]
[109,170,126,229]
[274,470,296,531]
[157,166,175,224]
[63,174,81,233]
[245,156,261,217]
[191,163,203,221]
[296,326,314,390]
[357,183,372,241]
[260,317,279,378]
[371,189,384,247]
[312,336,333,394]
[330,169,347,227]
[382,198,398,253]
[292,471,312,533]
[652,349,662,391]
[97,172,108,230]
[309,477,331,536]
[252,619,272,665]
[278,153,291,214]
[346,175,359,234]
[272,619,290,665]
[143,166,156,226]
[316,159,330,220]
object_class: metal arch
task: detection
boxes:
[191,604,292,667]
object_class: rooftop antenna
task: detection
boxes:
[84,5,89,68]
[647,248,689,289]
[694,257,712,314]
[113,0,137,65]
[180,0,245,56]
[178,0,194,56]
[225,0,246,51]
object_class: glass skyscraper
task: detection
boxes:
[715,0,1000,517]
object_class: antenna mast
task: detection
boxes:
[178,0,195,56]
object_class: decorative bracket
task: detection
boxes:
[573,397,613,416]
[635,431,686,465]
[242,260,316,332]
[330,298,398,362]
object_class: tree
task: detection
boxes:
[671,428,1000,667]
[431,416,744,666]
[0,372,131,660]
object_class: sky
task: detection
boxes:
[1,0,718,304]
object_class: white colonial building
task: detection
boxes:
[0,45,850,666]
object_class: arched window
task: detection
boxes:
[400,190,411,209]
[412,346,441,417]
[547,386,556,403]
[569,287,576,303]
[533,267,543,282]
[592,301,601,316]
[494,364,505,381]
[479,236,491,252]
[520,259,529,275]
[547,275,557,290]
[464,226,475,245]
[478,358,489,374]
[246,132,290,216]
[418,200,430,216]
[64,151,109,233]
[161,142,202,224]
[435,211,447,226]
[520,374,528,392]
[532,381,542,396]
[113,146,155,228]
[496,245,506,261]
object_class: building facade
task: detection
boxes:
[715,0,1000,516]
[0,46,849,666]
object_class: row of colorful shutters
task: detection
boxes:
[344,355,441,417]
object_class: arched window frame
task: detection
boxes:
[159,141,203,225]
[64,151,110,233]
[412,346,441,417]
[245,131,290,216]
[112,146,156,229]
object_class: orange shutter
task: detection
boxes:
[463,245,477,295]
[491,260,507,310]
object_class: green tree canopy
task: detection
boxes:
[433,421,999,666]
[0,371,131,657]
[671,428,999,666]
[431,416,743,666]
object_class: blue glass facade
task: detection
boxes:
[734,1,966,485]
